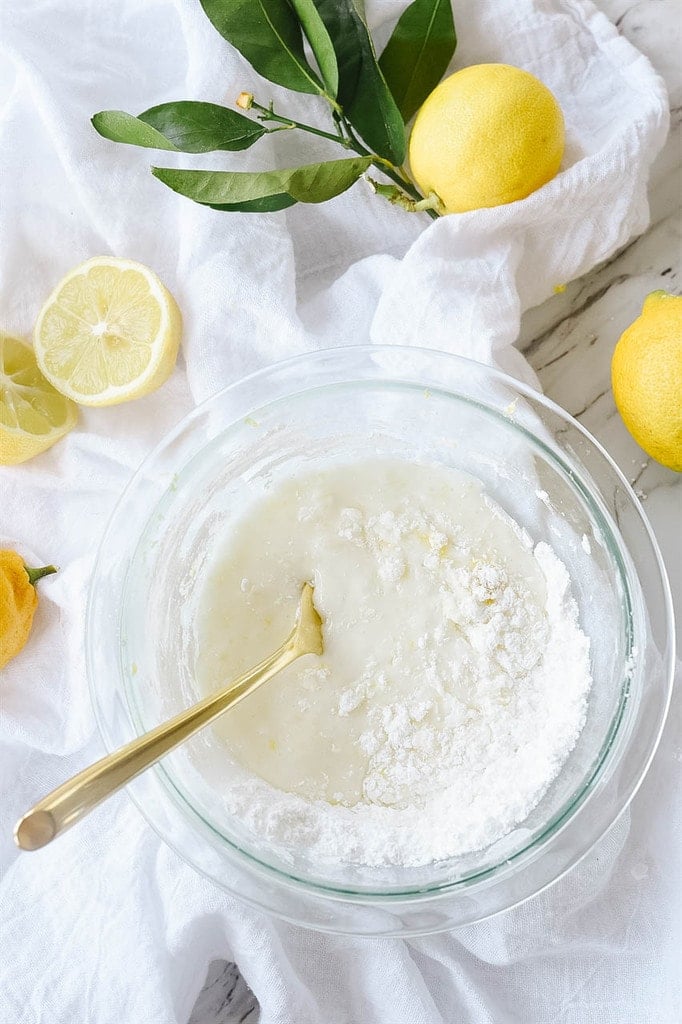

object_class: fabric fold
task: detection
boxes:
[0,1,674,1022]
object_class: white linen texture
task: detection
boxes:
[0,1,677,1023]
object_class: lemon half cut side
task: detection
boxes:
[34,257,182,407]
[0,333,78,465]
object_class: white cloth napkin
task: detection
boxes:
[0,1,676,1022]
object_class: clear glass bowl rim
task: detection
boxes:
[87,345,675,925]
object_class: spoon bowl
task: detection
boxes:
[15,582,322,851]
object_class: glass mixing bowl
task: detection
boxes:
[87,347,674,936]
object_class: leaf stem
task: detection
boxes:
[247,99,439,221]
[373,164,438,219]
[251,101,350,148]
[332,110,348,142]
[413,192,443,213]
[339,116,439,220]
[25,565,58,585]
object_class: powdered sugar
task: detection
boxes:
[196,460,592,867]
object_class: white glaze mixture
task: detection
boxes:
[194,459,591,866]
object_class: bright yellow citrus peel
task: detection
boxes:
[409,63,565,214]
[1,550,57,670]
[612,290,682,472]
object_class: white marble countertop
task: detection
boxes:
[189,3,681,1021]
[520,0,681,635]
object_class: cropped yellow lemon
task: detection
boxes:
[409,63,565,214]
[612,290,682,471]
[34,257,182,407]
[1,333,78,465]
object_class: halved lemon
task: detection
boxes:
[1,333,78,464]
[34,257,182,407]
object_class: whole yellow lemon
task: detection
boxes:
[0,550,57,669]
[408,63,565,214]
[611,291,682,472]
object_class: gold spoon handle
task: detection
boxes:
[15,630,302,852]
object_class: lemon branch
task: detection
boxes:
[337,116,439,219]
[249,99,353,147]
[247,98,440,221]
[367,179,443,214]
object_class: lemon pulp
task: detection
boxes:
[0,334,78,465]
[33,256,181,407]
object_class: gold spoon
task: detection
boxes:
[14,582,323,852]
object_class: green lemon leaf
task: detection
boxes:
[290,0,338,97]
[200,0,324,95]
[92,103,266,153]
[92,111,178,151]
[379,0,456,123]
[139,102,266,152]
[312,0,406,165]
[151,157,372,207]
[207,194,297,213]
